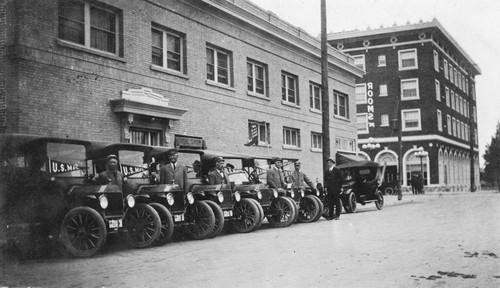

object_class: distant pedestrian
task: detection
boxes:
[324,158,343,220]
[411,173,418,194]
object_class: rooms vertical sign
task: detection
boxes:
[367,82,375,128]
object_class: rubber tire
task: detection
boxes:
[384,187,394,195]
[149,203,174,246]
[184,201,216,240]
[375,190,384,210]
[230,198,262,233]
[267,196,296,228]
[247,198,265,231]
[344,192,357,213]
[298,195,321,223]
[123,203,161,248]
[309,195,324,222]
[203,200,224,238]
[60,206,107,258]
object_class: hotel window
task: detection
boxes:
[309,82,322,111]
[458,73,463,90]
[283,127,300,148]
[445,87,450,106]
[461,121,465,140]
[454,68,458,86]
[401,78,419,100]
[311,132,323,150]
[281,71,299,105]
[465,102,469,118]
[130,128,161,146]
[435,80,441,101]
[451,90,455,110]
[402,109,421,131]
[437,110,442,131]
[465,79,469,95]
[206,45,232,86]
[444,59,449,79]
[381,114,389,127]
[353,54,365,71]
[357,113,368,134]
[473,107,477,123]
[248,120,270,145]
[247,59,267,97]
[333,91,349,119]
[447,115,452,134]
[398,48,418,70]
[378,55,386,67]
[151,26,185,73]
[472,84,476,100]
[452,117,457,137]
[449,63,454,84]
[465,124,469,141]
[379,84,388,97]
[433,50,439,72]
[355,84,367,103]
[58,0,122,55]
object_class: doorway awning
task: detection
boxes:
[336,152,367,165]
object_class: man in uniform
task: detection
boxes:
[324,158,343,220]
[267,157,285,189]
[208,156,229,185]
[289,161,316,191]
[159,148,188,193]
[95,154,125,190]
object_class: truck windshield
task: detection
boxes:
[119,150,149,178]
[47,142,87,177]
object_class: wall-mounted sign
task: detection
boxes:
[367,82,375,129]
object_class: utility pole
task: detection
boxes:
[320,0,331,184]
[468,80,476,192]
[393,77,403,200]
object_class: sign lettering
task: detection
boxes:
[366,82,375,129]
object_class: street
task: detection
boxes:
[1,191,499,288]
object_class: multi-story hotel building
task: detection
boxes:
[0,0,363,179]
[328,19,481,191]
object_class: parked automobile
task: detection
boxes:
[336,161,385,213]
[0,134,135,258]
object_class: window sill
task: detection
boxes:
[205,80,236,92]
[150,65,189,80]
[282,145,301,151]
[309,108,322,115]
[398,66,418,71]
[310,148,322,153]
[247,92,270,101]
[401,97,420,101]
[402,128,422,132]
[281,101,301,109]
[333,115,350,122]
[56,39,126,63]
[379,94,388,97]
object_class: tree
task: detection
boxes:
[483,121,500,191]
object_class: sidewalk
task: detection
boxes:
[383,189,499,207]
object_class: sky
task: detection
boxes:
[249,0,500,167]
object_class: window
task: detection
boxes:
[465,124,469,141]
[401,78,419,100]
[355,84,367,103]
[437,110,442,131]
[248,121,270,145]
[398,48,418,70]
[447,115,452,134]
[433,50,439,72]
[444,59,449,79]
[247,59,267,96]
[311,132,322,150]
[435,80,441,101]
[472,84,476,100]
[353,55,365,71]
[58,0,121,55]
[281,71,299,105]
[454,68,458,85]
[378,55,386,67]
[451,90,455,110]
[465,79,469,95]
[151,26,184,73]
[130,128,161,146]
[379,84,388,97]
[283,127,300,148]
[381,114,389,127]
[445,87,450,106]
[206,45,232,86]
[333,91,349,119]
[402,109,421,131]
[357,113,368,134]
[452,117,457,136]
[309,82,322,111]
[458,73,462,90]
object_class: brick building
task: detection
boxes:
[328,19,481,191]
[0,0,362,180]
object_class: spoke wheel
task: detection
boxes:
[266,197,296,228]
[344,192,357,213]
[203,200,224,238]
[60,207,107,258]
[375,191,384,210]
[184,201,215,240]
[297,195,320,223]
[123,203,161,248]
[231,198,262,233]
[247,198,265,231]
[311,196,324,222]
[149,203,174,246]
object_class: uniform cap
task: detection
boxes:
[106,154,118,162]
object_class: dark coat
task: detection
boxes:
[96,170,125,190]
[266,166,285,189]
[290,170,315,189]
[325,166,343,195]
[159,162,188,193]
[208,168,229,185]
